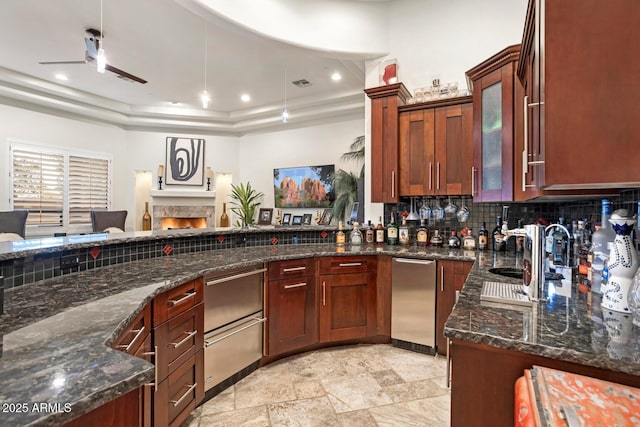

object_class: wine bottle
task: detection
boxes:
[365,220,375,244]
[387,212,399,245]
[399,218,410,245]
[336,221,346,247]
[220,202,230,227]
[492,216,506,252]
[478,222,488,250]
[142,201,152,231]
[416,219,428,247]
[376,216,385,245]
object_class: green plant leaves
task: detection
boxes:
[229,182,264,227]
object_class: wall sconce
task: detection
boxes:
[206,166,213,191]
[158,164,164,190]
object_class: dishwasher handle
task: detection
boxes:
[204,317,266,347]
[393,258,435,266]
[206,268,266,286]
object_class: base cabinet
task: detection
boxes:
[267,260,318,357]
[319,257,377,343]
[436,260,472,355]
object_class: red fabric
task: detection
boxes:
[515,374,536,427]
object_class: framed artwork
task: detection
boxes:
[302,213,312,225]
[319,209,333,225]
[165,137,205,186]
[258,208,273,225]
[348,202,360,225]
[292,215,303,226]
[282,213,292,225]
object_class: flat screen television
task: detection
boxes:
[274,164,334,208]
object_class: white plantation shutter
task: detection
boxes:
[69,155,110,224]
[12,147,64,226]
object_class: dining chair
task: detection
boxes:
[90,210,128,233]
[0,209,29,240]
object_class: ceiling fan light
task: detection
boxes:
[96,48,106,73]
[282,107,289,123]
[201,90,210,109]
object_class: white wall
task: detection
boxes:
[237,118,365,223]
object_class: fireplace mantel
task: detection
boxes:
[150,189,216,230]
[150,189,215,199]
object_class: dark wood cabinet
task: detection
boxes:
[365,83,411,203]
[517,0,640,191]
[398,98,473,197]
[436,260,472,355]
[65,388,142,427]
[267,259,318,357]
[466,45,520,202]
[319,256,377,342]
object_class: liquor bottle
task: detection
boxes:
[589,199,616,294]
[376,216,385,245]
[142,201,152,231]
[350,221,363,246]
[219,202,230,227]
[336,221,346,247]
[387,212,399,245]
[399,218,410,245]
[416,219,428,247]
[463,228,476,250]
[514,219,525,253]
[365,220,375,244]
[492,216,506,252]
[430,229,443,247]
[448,230,461,248]
[478,222,488,250]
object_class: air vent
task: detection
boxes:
[292,79,312,88]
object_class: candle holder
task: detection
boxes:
[158,175,163,190]
[206,177,211,191]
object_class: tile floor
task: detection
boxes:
[186,344,450,426]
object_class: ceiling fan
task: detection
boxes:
[39,29,147,84]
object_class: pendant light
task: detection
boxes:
[96,0,106,73]
[282,69,289,123]
[200,18,210,109]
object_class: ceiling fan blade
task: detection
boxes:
[105,64,148,84]
[39,60,88,65]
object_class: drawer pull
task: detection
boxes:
[284,282,307,289]
[322,281,326,306]
[169,291,196,307]
[205,317,267,347]
[282,266,307,272]
[338,262,362,267]
[154,345,158,391]
[170,330,197,348]
[170,383,197,407]
[117,326,145,352]
[206,268,266,286]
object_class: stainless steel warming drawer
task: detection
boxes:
[203,265,266,391]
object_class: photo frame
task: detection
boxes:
[292,215,303,226]
[258,208,273,225]
[348,202,359,225]
[319,208,333,225]
[302,213,312,225]
[165,137,205,186]
[281,213,291,225]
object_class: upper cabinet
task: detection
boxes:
[466,45,520,202]
[517,0,640,191]
[365,84,411,203]
[366,83,473,199]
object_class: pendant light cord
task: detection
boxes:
[204,19,208,91]
[100,0,103,48]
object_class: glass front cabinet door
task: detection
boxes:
[467,45,521,202]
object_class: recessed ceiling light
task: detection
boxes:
[331,72,342,81]
[55,73,68,81]
[241,94,251,102]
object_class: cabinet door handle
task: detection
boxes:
[322,281,326,306]
[429,162,433,190]
[169,291,195,307]
[338,262,362,267]
[284,282,307,289]
[170,383,197,407]
[522,95,529,192]
[170,330,197,348]
[282,266,306,272]
[391,170,395,199]
[436,162,441,191]
[154,345,158,391]
[446,339,451,389]
[471,166,476,196]
[440,266,444,292]
[117,326,145,352]
[205,317,266,347]
[207,268,266,285]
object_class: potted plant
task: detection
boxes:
[229,182,264,227]
[333,135,364,223]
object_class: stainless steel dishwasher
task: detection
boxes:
[391,258,437,353]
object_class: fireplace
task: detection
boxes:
[150,190,216,230]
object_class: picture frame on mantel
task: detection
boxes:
[258,208,273,225]
[165,137,205,186]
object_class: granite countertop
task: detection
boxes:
[0,243,472,427]
[445,251,640,377]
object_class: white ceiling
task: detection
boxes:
[0,0,388,135]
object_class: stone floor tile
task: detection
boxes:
[383,378,450,403]
[268,396,340,427]
[199,386,235,416]
[293,380,326,399]
[322,373,393,412]
[198,405,270,427]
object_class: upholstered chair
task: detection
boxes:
[90,210,128,233]
[0,210,29,241]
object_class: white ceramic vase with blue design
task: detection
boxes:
[602,217,639,312]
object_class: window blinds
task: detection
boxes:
[69,155,110,225]
[12,148,64,226]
